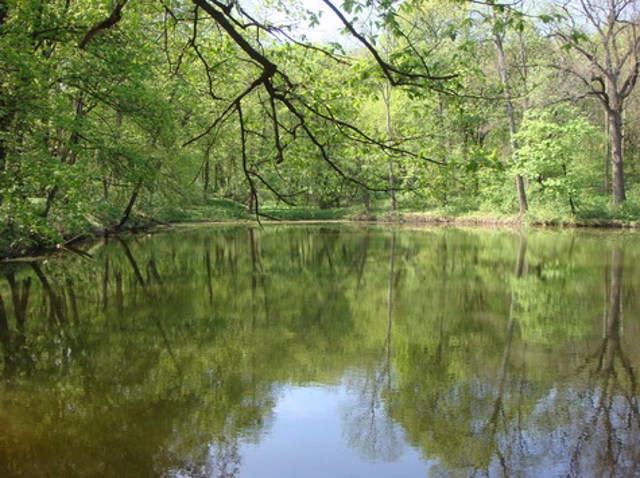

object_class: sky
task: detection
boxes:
[296,0,349,43]
[250,0,359,46]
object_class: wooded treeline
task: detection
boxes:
[1,0,640,254]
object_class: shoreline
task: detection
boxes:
[1,212,639,262]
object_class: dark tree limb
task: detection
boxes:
[237,102,261,222]
[192,0,277,74]
[116,178,143,230]
[78,0,128,50]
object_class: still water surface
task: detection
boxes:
[0,225,639,477]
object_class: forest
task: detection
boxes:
[2,0,640,256]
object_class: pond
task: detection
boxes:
[0,224,639,477]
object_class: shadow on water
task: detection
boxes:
[0,226,638,476]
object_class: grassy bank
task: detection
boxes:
[2,199,640,260]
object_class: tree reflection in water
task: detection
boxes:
[0,227,638,477]
[341,232,402,463]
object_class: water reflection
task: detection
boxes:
[0,226,638,477]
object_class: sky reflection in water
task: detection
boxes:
[0,225,639,477]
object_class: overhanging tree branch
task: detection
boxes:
[78,0,128,50]
[322,0,457,86]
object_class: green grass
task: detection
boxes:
[155,198,250,222]
[259,206,350,220]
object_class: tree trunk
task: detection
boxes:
[0,109,9,196]
[0,0,11,204]
[247,190,256,214]
[117,179,142,229]
[604,110,610,194]
[0,0,8,26]
[203,153,211,197]
[494,24,528,216]
[383,82,397,212]
[608,108,626,204]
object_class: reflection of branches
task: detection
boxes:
[342,367,403,462]
[7,272,30,334]
[32,262,66,325]
[479,234,527,475]
[205,438,241,478]
[310,231,373,326]
[247,227,270,325]
[569,245,640,477]
[385,233,396,388]
[342,232,401,461]
[116,238,183,381]
[165,435,241,478]
[354,233,370,293]
[0,291,13,374]
[205,247,214,306]
[117,237,146,286]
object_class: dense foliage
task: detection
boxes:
[1,0,640,255]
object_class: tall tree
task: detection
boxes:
[492,8,528,215]
[550,0,640,204]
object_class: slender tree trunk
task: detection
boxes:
[215,163,223,191]
[0,107,9,204]
[494,24,528,215]
[604,110,610,194]
[203,153,211,197]
[383,82,396,212]
[608,107,626,204]
[117,179,143,229]
[0,2,9,165]
[247,190,256,214]
[203,141,214,198]
[116,179,142,229]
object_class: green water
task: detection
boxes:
[0,225,638,477]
